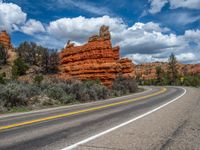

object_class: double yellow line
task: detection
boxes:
[0,87,167,131]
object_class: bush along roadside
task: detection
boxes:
[0,77,138,113]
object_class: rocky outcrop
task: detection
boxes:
[0,30,17,64]
[58,25,135,86]
[0,30,12,49]
[135,62,200,80]
[135,62,167,80]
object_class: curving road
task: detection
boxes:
[0,86,199,150]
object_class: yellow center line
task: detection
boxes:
[0,87,167,131]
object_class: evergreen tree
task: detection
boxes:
[17,42,37,65]
[0,43,8,65]
[155,66,163,85]
[48,50,59,73]
[16,42,59,74]
[168,53,179,85]
[12,58,29,78]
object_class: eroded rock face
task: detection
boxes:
[99,25,111,40]
[135,62,200,80]
[58,26,135,86]
[178,64,200,75]
[0,30,12,49]
[135,62,167,80]
[0,30,17,66]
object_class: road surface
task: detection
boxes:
[0,86,199,150]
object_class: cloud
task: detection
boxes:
[45,18,173,54]
[0,1,46,37]
[60,0,111,15]
[46,15,125,44]
[21,19,45,35]
[126,52,198,64]
[117,22,177,55]
[176,53,196,63]
[125,53,168,64]
[0,1,198,64]
[33,15,199,64]
[128,22,170,33]
[148,0,200,14]
[170,0,200,10]
[114,22,199,64]
[184,29,200,42]
[0,2,27,32]
[43,0,112,16]
[148,0,168,14]
[164,12,200,26]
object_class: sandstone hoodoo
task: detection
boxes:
[0,30,12,49]
[58,25,135,86]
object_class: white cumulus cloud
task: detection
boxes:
[0,2,27,32]
[33,15,199,64]
[46,15,125,45]
[21,19,45,35]
[176,53,196,63]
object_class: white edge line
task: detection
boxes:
[0,87,152,119]
[62,87,187,150]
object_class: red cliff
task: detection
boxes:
[58,25,135,86]
[135,62,200,80]
[0,30,12,49]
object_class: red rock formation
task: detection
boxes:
[0,30,12,49]
[58,25,135,86]
[178,64,200,75]
[135,62,200,80]
[135,62,167,80]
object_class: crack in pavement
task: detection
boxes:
[79,144,124,150]
[160,120,188,150]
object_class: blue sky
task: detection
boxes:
[0,0,200,64]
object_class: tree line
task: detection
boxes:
[0,42,59,79]
[138,53,200,87]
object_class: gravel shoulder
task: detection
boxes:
[74,87,200,150]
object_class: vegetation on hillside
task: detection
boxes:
[0,77,138,113]
[138,53,200,87]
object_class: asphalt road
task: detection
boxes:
[0,86,198,150]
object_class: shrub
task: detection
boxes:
[0,77,139,112]
[90,83,110,100]
[0,73,6,84]
[0,82,40,109]
[183,75,200,87]
[12,58,29,78]
[112,76,138,95]
[69,81,90,102]
[34,74,44,85]
[83,79,101,87]
[44,85,74,104]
